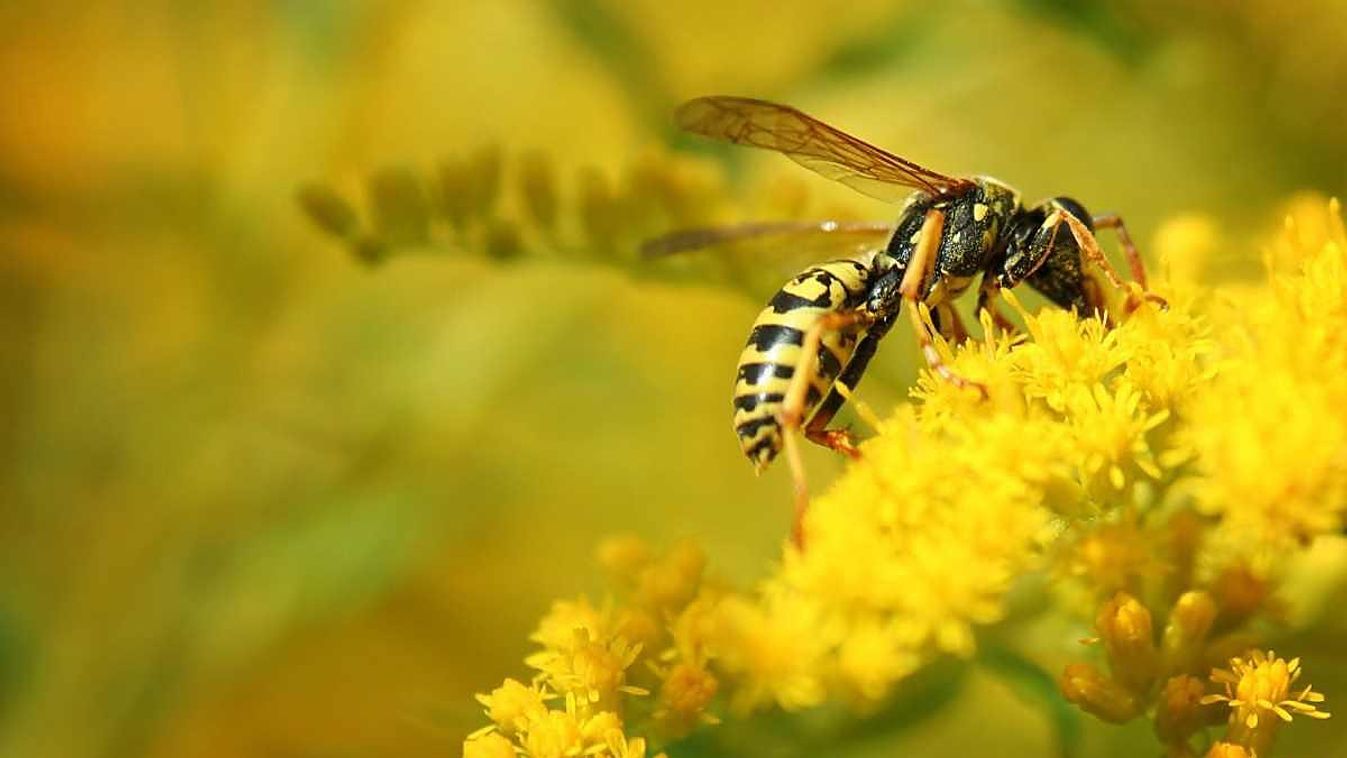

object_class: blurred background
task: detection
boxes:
[3,2,1347,757]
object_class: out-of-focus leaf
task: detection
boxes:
[674,658,970,757]
[978,646,1083,758]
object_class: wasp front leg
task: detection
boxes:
[1052,209,1167,313]
[1091,213,1148,289]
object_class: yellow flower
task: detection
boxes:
[708,592,826,713]
[1008,302,1124,413]
[1202,650,1331,754]
[522,707,586,758]
[786,404,1059,657]
[1152,213,1219,290]
[632,539,706,614]
[474,678,550,734]
[1111,302,1214,406]
[1185,199,1347,561]
[1059,520,1163,600]
[834,618,921,702]
[463,198,1347,758]
[525,628,647,707]
[1205,741,1255,758]
[597,534,655,583]
[1063,382,1169,494]
[462,731,517,758]
[532,597,611,652]
[601,728,667,758]
[652,661,719,736]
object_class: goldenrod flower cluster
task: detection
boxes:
[465,199,1344,757]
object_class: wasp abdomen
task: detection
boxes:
[733,259,873,470]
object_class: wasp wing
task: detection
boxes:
[641,219,895,301]
[676,96,969,203]
[641,219,894,258]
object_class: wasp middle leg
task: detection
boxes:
[933,301,970,344]
[900,208,988,395]
[976,277,1018,334]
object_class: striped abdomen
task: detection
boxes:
[733,257,875,470]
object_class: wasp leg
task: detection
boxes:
[933,302,969,344]
[1091,213,1148,289]
[976,277,1018,334]
[900,208,987,395]
[1052,209,1167,313]
[802,329,885,458]
[779,309,874,548]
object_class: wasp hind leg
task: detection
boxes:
[778,309,874,548]
[801,329,885,458]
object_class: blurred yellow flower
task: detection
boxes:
[707,592,827,713]
[474,678,551,735]
[462,731,516,758]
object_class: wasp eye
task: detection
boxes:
[1053,196,1094,231]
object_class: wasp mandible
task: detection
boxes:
[643,96,1165,546]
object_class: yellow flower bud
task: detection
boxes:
[1061,662,1142,723]
[1162,591,1217,675]
[655,661,719,736]
[596,534,654,584]
[1096,592,1159,694]
[1155,674,1219,744]
[1204,741,1253,758]
[520,150,559,231]
[1211,564,1272,625]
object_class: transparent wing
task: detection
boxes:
[641,220,895,301]
[676,96,970,203]
[641,219,895,258]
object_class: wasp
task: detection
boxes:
[644,96,1164,545]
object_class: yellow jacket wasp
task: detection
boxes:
[643,96,1164,546]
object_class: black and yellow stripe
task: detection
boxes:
[733,256,876,471]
